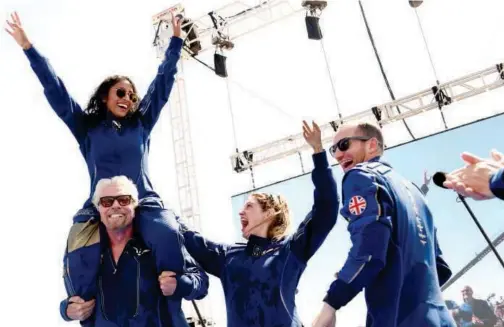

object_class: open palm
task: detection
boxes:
[303,120,323,152]
[5,12,31,49]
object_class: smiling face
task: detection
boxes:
[104,79,138,118]
[331,124,383,172]
[98,183,135,231]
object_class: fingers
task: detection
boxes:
[491,149,503,162]
[78,301,95,321]
[461,152,483,165]
[302,120,311,132]
[6,20,16,30]
[14,11,22,26]
[302,121,311,138]
[443,180,455,189]
[69,296,85,304]
[302,120,321,135]
[159,271,176,279]
[82,299,96,310]
[81,306,94,320]
[68,299,95,321]
[170,11,181,27]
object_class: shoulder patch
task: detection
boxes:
[67,219,100,253]
[348,195,367,216]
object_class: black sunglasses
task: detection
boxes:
[116,88,138,104]
[329,136,371,157]
[99,195,133,208]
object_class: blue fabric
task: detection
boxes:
[490,168,504,200]
[59,298,72,322]
[180,152,339,327]
[324,158,456,327]
[24,36,183,219]
[62,210,208,326]
[460,299,498,327]
[24,37,209,323]
[61,228,207,327]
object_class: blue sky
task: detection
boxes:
[231,114,504,326]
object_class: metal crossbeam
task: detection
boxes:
[441,231,504,291]
[153,0,303,59]
[231,63,504,172]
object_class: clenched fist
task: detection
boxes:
[159,271,178,296]
[66,296,95,321]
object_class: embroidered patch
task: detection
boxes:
[348,195,367,216]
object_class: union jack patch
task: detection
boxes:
[348,195,367,216]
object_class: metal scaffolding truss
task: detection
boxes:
[168,62,201,231]
[151,2,310,325]
[441,231,504,291]
[152,0,304,59]
[231,63,504,172]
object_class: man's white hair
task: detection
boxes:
[92,176,139,208]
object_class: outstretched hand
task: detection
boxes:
[171,12,182,38]
[423,170,432,185]
[303,120,323,153]
[443,149,504,200]
[5,12,31,49]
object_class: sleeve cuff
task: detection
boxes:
[312,151,329,169]
[324,279,359,310]
[490,168,504,200]
[23,46,41,63]
[173,274,194,299]
[420,184,429,196]
[59,298,73,322]
[167,36,183,52]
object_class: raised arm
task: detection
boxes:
[324,169,393,311]
[6,12,86,144]
[138,14,182,132]
[290,121,339,262]
[178,219,228,278]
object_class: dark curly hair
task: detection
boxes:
[83,75,140,127]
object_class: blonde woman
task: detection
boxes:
[179,121,340,327]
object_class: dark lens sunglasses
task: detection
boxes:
[329,136,371,157]
[99,195,133,208]
[116,88,138,104]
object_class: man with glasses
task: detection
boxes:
[312,122,455,327]
[59,176,208,326]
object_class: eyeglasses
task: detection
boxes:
[329,136,371,157]
[116,88,138,104]
[99,195,133,207]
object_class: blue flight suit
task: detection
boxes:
[324,157,456,327]
[180,152,339,327]
[23,36,208,325]
[60,228,207,326]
